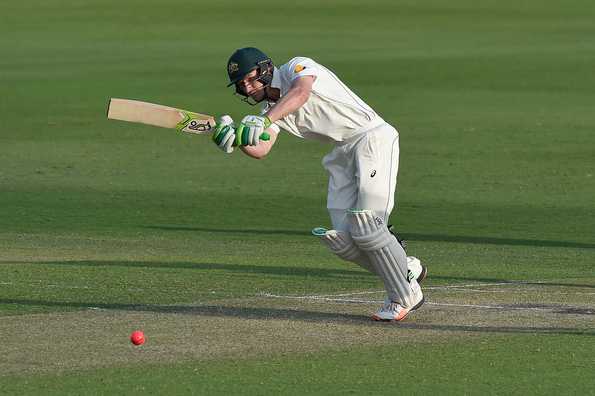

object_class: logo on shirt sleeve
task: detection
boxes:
[294,64,306,73]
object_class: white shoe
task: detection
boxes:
[372,280,424,322]
[407,256,428,283]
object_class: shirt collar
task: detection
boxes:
[270,67,281,89]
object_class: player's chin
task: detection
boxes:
[249,92,266,103]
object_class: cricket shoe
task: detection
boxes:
[372,280,424,322]
[407,256,428,284]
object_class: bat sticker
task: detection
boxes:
[187,120,212,132]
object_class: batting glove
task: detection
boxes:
[236,115,272,146]
[212,115,236,154]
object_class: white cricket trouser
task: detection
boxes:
[322,123,400,231]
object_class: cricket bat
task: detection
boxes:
[106,98,270,140]
[107,98,216,134]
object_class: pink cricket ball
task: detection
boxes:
[130,330,145,346]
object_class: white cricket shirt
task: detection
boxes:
[262,57,385,144]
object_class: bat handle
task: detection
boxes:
[260,132,270,141]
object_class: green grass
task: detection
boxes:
[1,335,593,395]
[1,0,594,394]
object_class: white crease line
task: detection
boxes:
[425,301,548,311]
[425,302,594,314]
[261,293,595,313]
[262,293,381,304]
[407,282,516,291]
[436,288,595,295]
[265,281,594,299]
[297,282,543,298]
[425,283,517,291]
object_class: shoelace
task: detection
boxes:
[381,302,402,313]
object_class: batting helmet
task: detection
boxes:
[226,47,274,96]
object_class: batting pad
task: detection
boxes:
[348,210,418,307]
[312,227,377,275]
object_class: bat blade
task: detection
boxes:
[107,98,216,134]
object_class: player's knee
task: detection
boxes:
[348,209,393,251]
[312,227,360,262]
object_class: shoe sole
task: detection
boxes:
[372,263,426,322]
[372,297,425,322]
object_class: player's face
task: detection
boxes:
[237,70,266,102]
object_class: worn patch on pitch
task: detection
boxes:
[0,300,439,377]
[1,279,593,376]
[261,279,595,335]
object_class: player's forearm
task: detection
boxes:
[240,128,278,159]
[265,84,312,122]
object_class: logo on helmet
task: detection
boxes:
[228,62,239,75]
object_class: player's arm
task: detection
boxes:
[264,75,316,123]
[235,76,315,159]
[212,115,278,159]
[240,126,279,159]
[238,74,315,160]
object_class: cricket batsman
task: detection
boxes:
[212,47,426,321]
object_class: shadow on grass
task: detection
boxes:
[0,260,369,278]
[402,233,595,250]
[145,225,309,237]
[2,298,593,336]
[427,275,595,289]
[147,225,595,249]
[2,260,593,288]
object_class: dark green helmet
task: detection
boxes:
[226,47,274,95]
